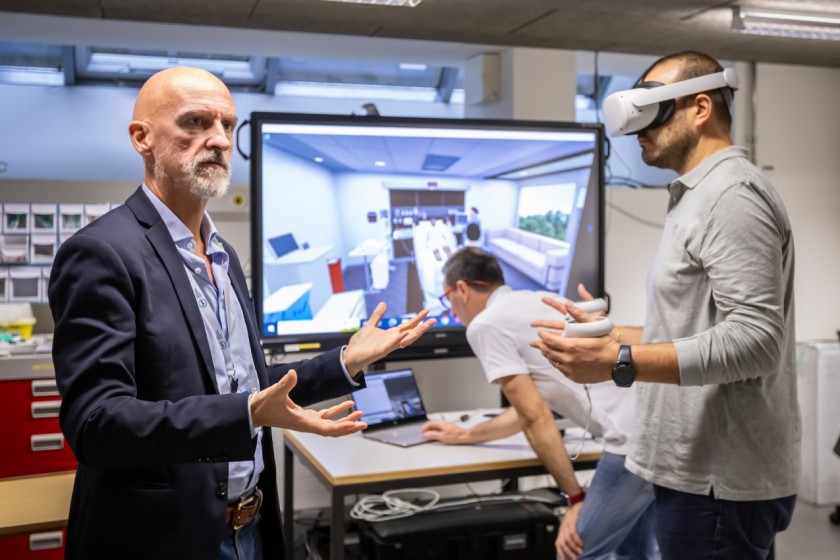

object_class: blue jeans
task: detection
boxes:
[218,514,264,560]
[574,452,657,560]
[653,485,796,560]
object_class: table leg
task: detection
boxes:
[363,255,371,291]
[331,488,346,560]
[284,443,294,560]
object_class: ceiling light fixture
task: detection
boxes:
[731,5,840,40]
[322,0,422,6]
[399,63,428,71]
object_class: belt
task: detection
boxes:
[225,488,263,531]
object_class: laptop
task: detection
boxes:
[350,367,432,447]
[267,232,299,260]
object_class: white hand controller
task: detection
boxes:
[563,297,612,338]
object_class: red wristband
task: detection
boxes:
[567,489,586,506]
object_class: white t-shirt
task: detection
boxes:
[466,285,636,455]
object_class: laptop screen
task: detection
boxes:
[351,368,428,429]
[267,232,298,259]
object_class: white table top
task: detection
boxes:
[283,410,603,487]
[348,239,387,258]
[267,245,332,265]
[263,283,313,314]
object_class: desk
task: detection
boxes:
[282,417,601,560]
[264,245,333,313]
[0,471,74,537]
[263,283,313,326]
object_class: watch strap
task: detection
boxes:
[617,344,632,366]
[567,489,586,506]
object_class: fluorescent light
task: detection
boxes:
[399,63,428,71]
[86,52,256,78]
[0,66,64,86]
[374,161,387,167]
[314,157,324,163]
[274,81,439,102]
[732,5,840,40]
[321,0,422,6]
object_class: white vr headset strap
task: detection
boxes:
[633,68,740,108]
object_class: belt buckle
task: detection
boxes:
[232,490,260,531]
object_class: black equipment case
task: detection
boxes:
[359,501,559,560]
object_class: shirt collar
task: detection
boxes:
[485,284,511,309]
[141,184,222,253]
[671,145,748,192]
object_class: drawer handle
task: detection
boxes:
[30,531,64,551]
[31,400,62,418]
[31,379,60,397]
[30,433,64,452]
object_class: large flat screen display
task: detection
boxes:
[250,113,604,358]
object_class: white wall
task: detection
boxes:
[603,188,669,327]
[333,173,404,257]
[754,63,840,340]
[463,180,520,231]
[262,147,343,253]
[464,48,576,122]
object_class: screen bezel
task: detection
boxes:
[249,111,605,360]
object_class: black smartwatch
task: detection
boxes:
[611,345,636,388]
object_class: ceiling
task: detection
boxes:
[0,0,839,68]
[264,128,594,178]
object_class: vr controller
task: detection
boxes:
[562,298,613,338]
[602,68,739,137]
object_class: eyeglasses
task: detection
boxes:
[439,279,490,310]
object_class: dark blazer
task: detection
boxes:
[49,188,360,559]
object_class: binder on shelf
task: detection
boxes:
[59,204,84,233]
[8,267,41,302]
[30,235,57,264]
[84,203,110,226]
[3,203,30,234]
[30,203,58,233]
[0,234,29,264]
[41,266,51,303]
[0,269,7,302]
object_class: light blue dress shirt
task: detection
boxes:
[143,185,261,501]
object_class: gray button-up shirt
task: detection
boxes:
[626,146,800,500]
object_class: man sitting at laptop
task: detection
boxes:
[422,248,655,560]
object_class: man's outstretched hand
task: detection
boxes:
[343,302,436,374]
[251,370,367,436]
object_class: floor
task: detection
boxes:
[775,500,840,559]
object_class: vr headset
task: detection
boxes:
[602,68,739,137]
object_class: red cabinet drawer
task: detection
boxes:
[0,421,76,479]
[0,400,61,425]
[0,379,60,402]
[0,530,65,559]
[0,379,62,427]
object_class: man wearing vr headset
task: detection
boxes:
[532,51,798,560]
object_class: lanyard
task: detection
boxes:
[185,266,240,393]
